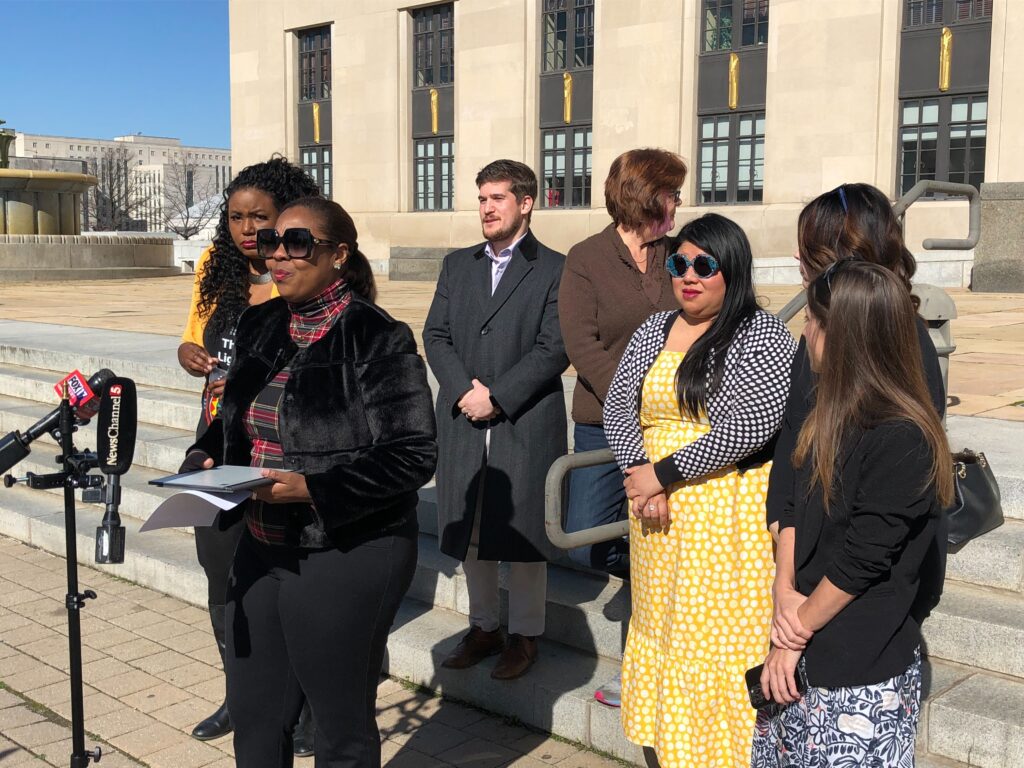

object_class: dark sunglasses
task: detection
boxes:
[666,252,721,279]
[255,228,339,260]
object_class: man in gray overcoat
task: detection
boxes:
[423,159,568,680]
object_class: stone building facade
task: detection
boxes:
[229,0,1019,285]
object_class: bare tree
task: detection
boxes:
[162,155,222,239]
[85,145,153,231]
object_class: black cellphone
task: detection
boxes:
[207,367,227,383]
[745,662,809,709]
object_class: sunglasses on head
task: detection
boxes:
[666,252,721,279]
[255,228,339,260]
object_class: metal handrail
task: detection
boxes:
[544,449,629,550]
[545,179,978,550]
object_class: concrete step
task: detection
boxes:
[923,581,1024,679]
[0,483,204,604]
[947,415,1024,521]
[925,669,1024,768]
[10,444,181,531]
[0,267,184,282]
[388,600,643,764]
[0,361,202,433]
[0,321,198,393]
[0,393,195,475]
[947,518,1024,593]
[410,532,630,662]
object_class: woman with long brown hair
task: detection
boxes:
[751,259,952,767]
[765,183,947,652]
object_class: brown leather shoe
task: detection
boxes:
[441,625,505,669]
[491,634,538,680]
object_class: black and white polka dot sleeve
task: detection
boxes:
[603,312,675,471]
[651,311,796,487]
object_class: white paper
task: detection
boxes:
[140,490,250,532]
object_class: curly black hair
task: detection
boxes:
[199,156,321,336]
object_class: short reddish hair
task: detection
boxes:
[604,148,688,232]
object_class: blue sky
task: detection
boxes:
[2,0,230,149]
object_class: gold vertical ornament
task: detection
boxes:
[563,72,574,124]
[939,27,953,92]
[429,88,439,135]
[312,102,321,144]
[728,53,740,110]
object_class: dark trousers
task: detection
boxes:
[195,514,246,658]
[225,521,417,768]
[564,423,629,573]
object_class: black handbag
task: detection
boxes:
[947,450,1003,547]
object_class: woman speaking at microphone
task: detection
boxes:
[176,157,320,746]
[185,196,437,767]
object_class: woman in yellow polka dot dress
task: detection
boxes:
[603,214,796,767]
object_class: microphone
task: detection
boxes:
[94,377,137,565]
[0,369,115,475]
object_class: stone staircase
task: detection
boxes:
[0,320,1020,767]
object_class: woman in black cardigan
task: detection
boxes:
[751,260,953,767]
[766,184,947,623]
[187,197,437,767]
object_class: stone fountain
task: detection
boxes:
[0,120,179,281]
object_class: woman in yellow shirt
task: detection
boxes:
[177,157,320,748]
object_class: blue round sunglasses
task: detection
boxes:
[666,252,721,279]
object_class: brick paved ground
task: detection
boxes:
[0,536,624,768]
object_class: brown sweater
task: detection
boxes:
[559,224,679,425]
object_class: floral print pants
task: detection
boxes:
[750,649,921,768]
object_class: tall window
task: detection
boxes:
[899,95,986,194]
[411,4,455,211]
[898,0,991,193]
[413,4,454,87]
[703,0,768,51]
[541,127,592,208]
[542,0,594,72]
[414,137,454,211]
[698,112,764,204]
[301,145,331,197]
[299,26,331,102]
[539,0,594,208]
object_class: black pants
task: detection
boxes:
[195,514,247,658]
[225,521,417,768]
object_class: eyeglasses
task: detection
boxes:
[666,252,721,279]
[669,190,682,205]
[255,228,338,260]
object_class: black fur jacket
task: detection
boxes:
[194,292,438,541]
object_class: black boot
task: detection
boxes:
[192,605,233,741]
[292,700,315,757]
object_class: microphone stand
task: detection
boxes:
[58,392,103,767]
[5,393,105,766]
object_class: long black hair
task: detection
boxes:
[278,196,377,302]
[199,156,321,335]
[672,213,759,420]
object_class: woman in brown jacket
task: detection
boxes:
[558,148,687,705]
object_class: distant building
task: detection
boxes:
[13,133,231,233]
[228,0,1019,285]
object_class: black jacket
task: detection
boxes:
[780,420,939,687]
[195,292,438,545]
[767,318,944,529]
